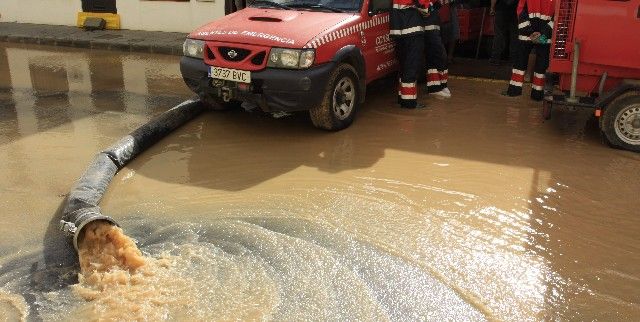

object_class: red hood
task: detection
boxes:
[189,8,355,48]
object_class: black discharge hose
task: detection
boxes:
[59,100,204,250]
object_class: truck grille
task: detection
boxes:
[219,47,251,62]
[204,42,269,70]
[553,0,577,59]
[251,52,266,65]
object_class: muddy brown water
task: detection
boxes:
[0,43,638,321]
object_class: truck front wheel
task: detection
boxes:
[601,93,640,152]
[310,64,360,131]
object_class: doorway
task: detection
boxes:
[81,0,117,13]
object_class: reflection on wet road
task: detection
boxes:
[0,43,639,321]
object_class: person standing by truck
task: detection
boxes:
[390,0,431,108]
[423,0,451,98]
[489,0,518,66]
[503,0,555,101]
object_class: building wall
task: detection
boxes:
[118,0,224,32]
[0,0,224,33]
[0,0,81,26]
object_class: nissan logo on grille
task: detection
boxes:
[227,50,238,59]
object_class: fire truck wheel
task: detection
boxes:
[601,94,640,152]
[310,63,360,131]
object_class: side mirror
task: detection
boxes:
[369,0,391,16]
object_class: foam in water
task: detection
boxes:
[0,218,486,321]
[67,221,281,320]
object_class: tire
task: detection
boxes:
[600,93,640,152]
[309,64,361,131]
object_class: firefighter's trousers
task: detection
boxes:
[507,40,550,101]
[424,27,449,93]
[396,34,424,108]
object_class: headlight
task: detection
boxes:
[183,39,205,59]
[268,48,315,69]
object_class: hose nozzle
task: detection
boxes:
[59,207,119,251]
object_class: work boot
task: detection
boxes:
[400,102,427,109]
[531,90,544,101]
[430,90,451,99]
[502,89,521,97]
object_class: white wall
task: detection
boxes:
[118,0,224,33]
[0,0,224,33]
[0,0,81,26]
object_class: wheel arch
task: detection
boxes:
[331,45,366,103]
[597,83,640,109]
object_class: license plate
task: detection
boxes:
[209,66,251,83]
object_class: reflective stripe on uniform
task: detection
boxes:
[392,4,414,9]
[399,82,417,95]
[518,21,531,29]
[427,69,440,84]
[532,73,545,86]
[390,26,425,35]
[529,13,552,21]
[511,69,525,87]
[399,80,418,99]
[438,69,449,82]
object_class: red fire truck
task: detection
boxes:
[180,0,398,130]
[545,0,640,152]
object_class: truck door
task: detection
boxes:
[363,11,397,82]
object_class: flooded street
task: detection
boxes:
[1,43,639,321]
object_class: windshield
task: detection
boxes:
[249,0,363,13]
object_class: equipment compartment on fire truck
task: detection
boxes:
[545,0,640,152]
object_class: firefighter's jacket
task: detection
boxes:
[517,0,555,43]
[390,0,440,38]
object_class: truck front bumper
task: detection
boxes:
[180,56,334,112]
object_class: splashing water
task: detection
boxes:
[0,218,487,321]
[68,221,283,321]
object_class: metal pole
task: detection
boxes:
[567,41,580,103]
[475,7,487,59]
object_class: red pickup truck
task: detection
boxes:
[180,0,397,130]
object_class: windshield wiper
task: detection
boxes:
[288,3,345,12]
[251,0,292,10]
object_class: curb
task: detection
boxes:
[0,23,185,56]
[1,35,183,55]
